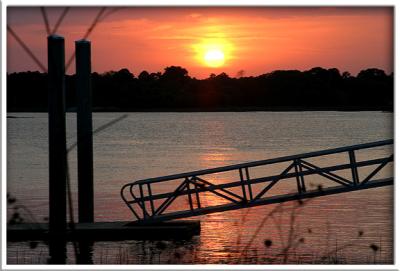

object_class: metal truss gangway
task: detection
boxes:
[121,139,393,224]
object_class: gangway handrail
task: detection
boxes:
[127,139,392,185]
[121,139,393,223]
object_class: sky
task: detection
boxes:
[7,7,393,79]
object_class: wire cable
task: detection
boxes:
[7,25,47,72]
[65,7,107,71]
[40,7,51,36]
[51,7,70,35]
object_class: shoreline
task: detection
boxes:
[6,106,394,114]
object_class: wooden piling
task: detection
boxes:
[75,39,94,223]
[47,34,67,263]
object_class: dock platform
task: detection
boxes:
[7,220,200,241]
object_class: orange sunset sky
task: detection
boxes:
[7,7,393,78]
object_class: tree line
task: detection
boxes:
[7,66,393,112]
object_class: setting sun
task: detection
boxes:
[204,49,225,67]
[193,38,233,69]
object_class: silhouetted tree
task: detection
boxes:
[342,71,351,79]
[138,70,150,81]
[236,70,245,78]
[357,68,387,80]
[162,66,189,82]
[115,68,134,80]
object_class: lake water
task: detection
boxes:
[7,111,393,264]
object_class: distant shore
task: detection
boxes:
[7,105,393,113]
[7,67,393,115]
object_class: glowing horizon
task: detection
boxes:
[7,7,393,79]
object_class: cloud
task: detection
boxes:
[188,13,202,18]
